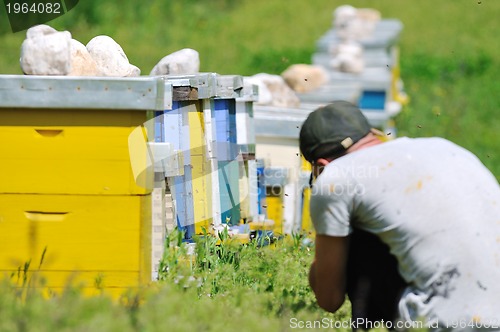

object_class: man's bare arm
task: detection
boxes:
[309,234,349,312]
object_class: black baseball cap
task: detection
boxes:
[299,101,371,162]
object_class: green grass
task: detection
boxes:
[1,231,358,332]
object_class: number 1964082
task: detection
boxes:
[5,2,61,14]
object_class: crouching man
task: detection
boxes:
[299,101,500,331]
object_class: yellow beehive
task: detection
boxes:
[188,102,213,234]
[300,157,314,235]
[0,194,152,297]
[0,75,164,297]
[249,219,275,232]
[265,189,284,235]
[0,109,151,195]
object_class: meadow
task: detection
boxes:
[0,0,498,331]
[1,0,497,177]
[1,231,338,332]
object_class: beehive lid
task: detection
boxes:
[0,74,172,110]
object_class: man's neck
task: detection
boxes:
[347,132,384,153]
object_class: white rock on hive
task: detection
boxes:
[333,5,357,26]
[150,48,200,76]
[329,41,365,73]
[248,73,300,108]
[86,35,140,77]
[333,5,380,41]
[68,39,99,76]
[281,64,328,93]
[243,76,273,105]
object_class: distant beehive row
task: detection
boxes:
[251,4,409,243]
[0,6,407,296]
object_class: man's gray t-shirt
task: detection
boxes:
[310,137,500,329]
